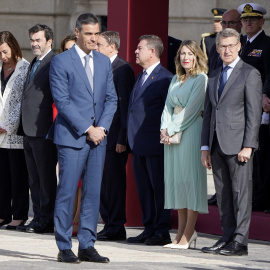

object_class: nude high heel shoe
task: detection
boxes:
[170,231,198,250]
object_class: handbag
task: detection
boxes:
[160,132,182,144]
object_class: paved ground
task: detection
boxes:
[0,224,270,270]
[2,170,269,269]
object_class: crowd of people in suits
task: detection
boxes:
[0,1,269,264]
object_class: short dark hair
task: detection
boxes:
[28,24,54,41]
[0,31,22,60]
[59,34,77,53]
[100,31,120,51]
[76,13,99,31]
[139,35,163,58]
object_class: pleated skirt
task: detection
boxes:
[164,116,208,213]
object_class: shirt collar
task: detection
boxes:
[144,61,160,75]
[38,48,52,61]
[247,29,263,43]
[223,56,240,69]
[75,44,93,59]
[110,54,118,63]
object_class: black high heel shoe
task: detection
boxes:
[6,220,26,230]
[0,220,11,227]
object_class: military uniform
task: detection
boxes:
[200,8,226,59]
[238,3,270,211]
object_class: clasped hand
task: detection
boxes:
[262,95,270,113]
[86,126,106,145]
[238,147,252,163]
[0,127,7,135]
[160,129,171,145]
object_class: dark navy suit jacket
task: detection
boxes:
[127,63,173,156]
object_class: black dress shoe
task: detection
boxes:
[6,221,26,230]
[78,246,109,263]
[208,193,217,205]
[145,234,171,246]
[34,217,54,233]
[201,239,230,254]
[97,231,126,241]
[219,241,248,256]
[57,249,80,263]
[126,232,152,243]
[0,220,11,227]
[17,218,38,233]
[97,228,107,236]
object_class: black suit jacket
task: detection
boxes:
[106,55,135,150]
[19,50,54,137]
[240,30,270,95]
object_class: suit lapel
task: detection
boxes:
[213,67,221,103]
[132,63,161,103]
[71,47,93,97]
[93,50,101,99]
[219,60,243,101]
[24,51,53,92]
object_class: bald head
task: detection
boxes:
[221,9,242,33]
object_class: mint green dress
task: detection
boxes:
[161,73,208,213]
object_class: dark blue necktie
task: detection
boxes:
[133,71,147,99]
[29,60,41,81]
[218,66,230,99]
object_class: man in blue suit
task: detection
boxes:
[127,35,173,245]
[49,13,117,264]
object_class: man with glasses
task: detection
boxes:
[207,9,243,207]
[208,9,243,74]
[201,29,262,256]
[238,3,270,212]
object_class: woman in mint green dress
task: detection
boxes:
[160,40,208,249]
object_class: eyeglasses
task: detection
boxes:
[218,42,239,51]
[220,21,240,27]
[241,18,261,24]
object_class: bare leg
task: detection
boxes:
[178,209,198,245]
[8,220,23,226]
[172,209,187,244]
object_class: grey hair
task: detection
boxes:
[139,35,164,58]
[100,31,120,51]
[216,28,240,45]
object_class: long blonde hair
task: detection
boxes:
[175,40,208,81]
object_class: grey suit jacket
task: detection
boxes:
[201,59,262,155]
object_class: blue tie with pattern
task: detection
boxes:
[218,66,230,99]
[133,70,147,99]
[29,60,41,81]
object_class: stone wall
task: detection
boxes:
[169,0,270,43]
[1,0,270,62]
